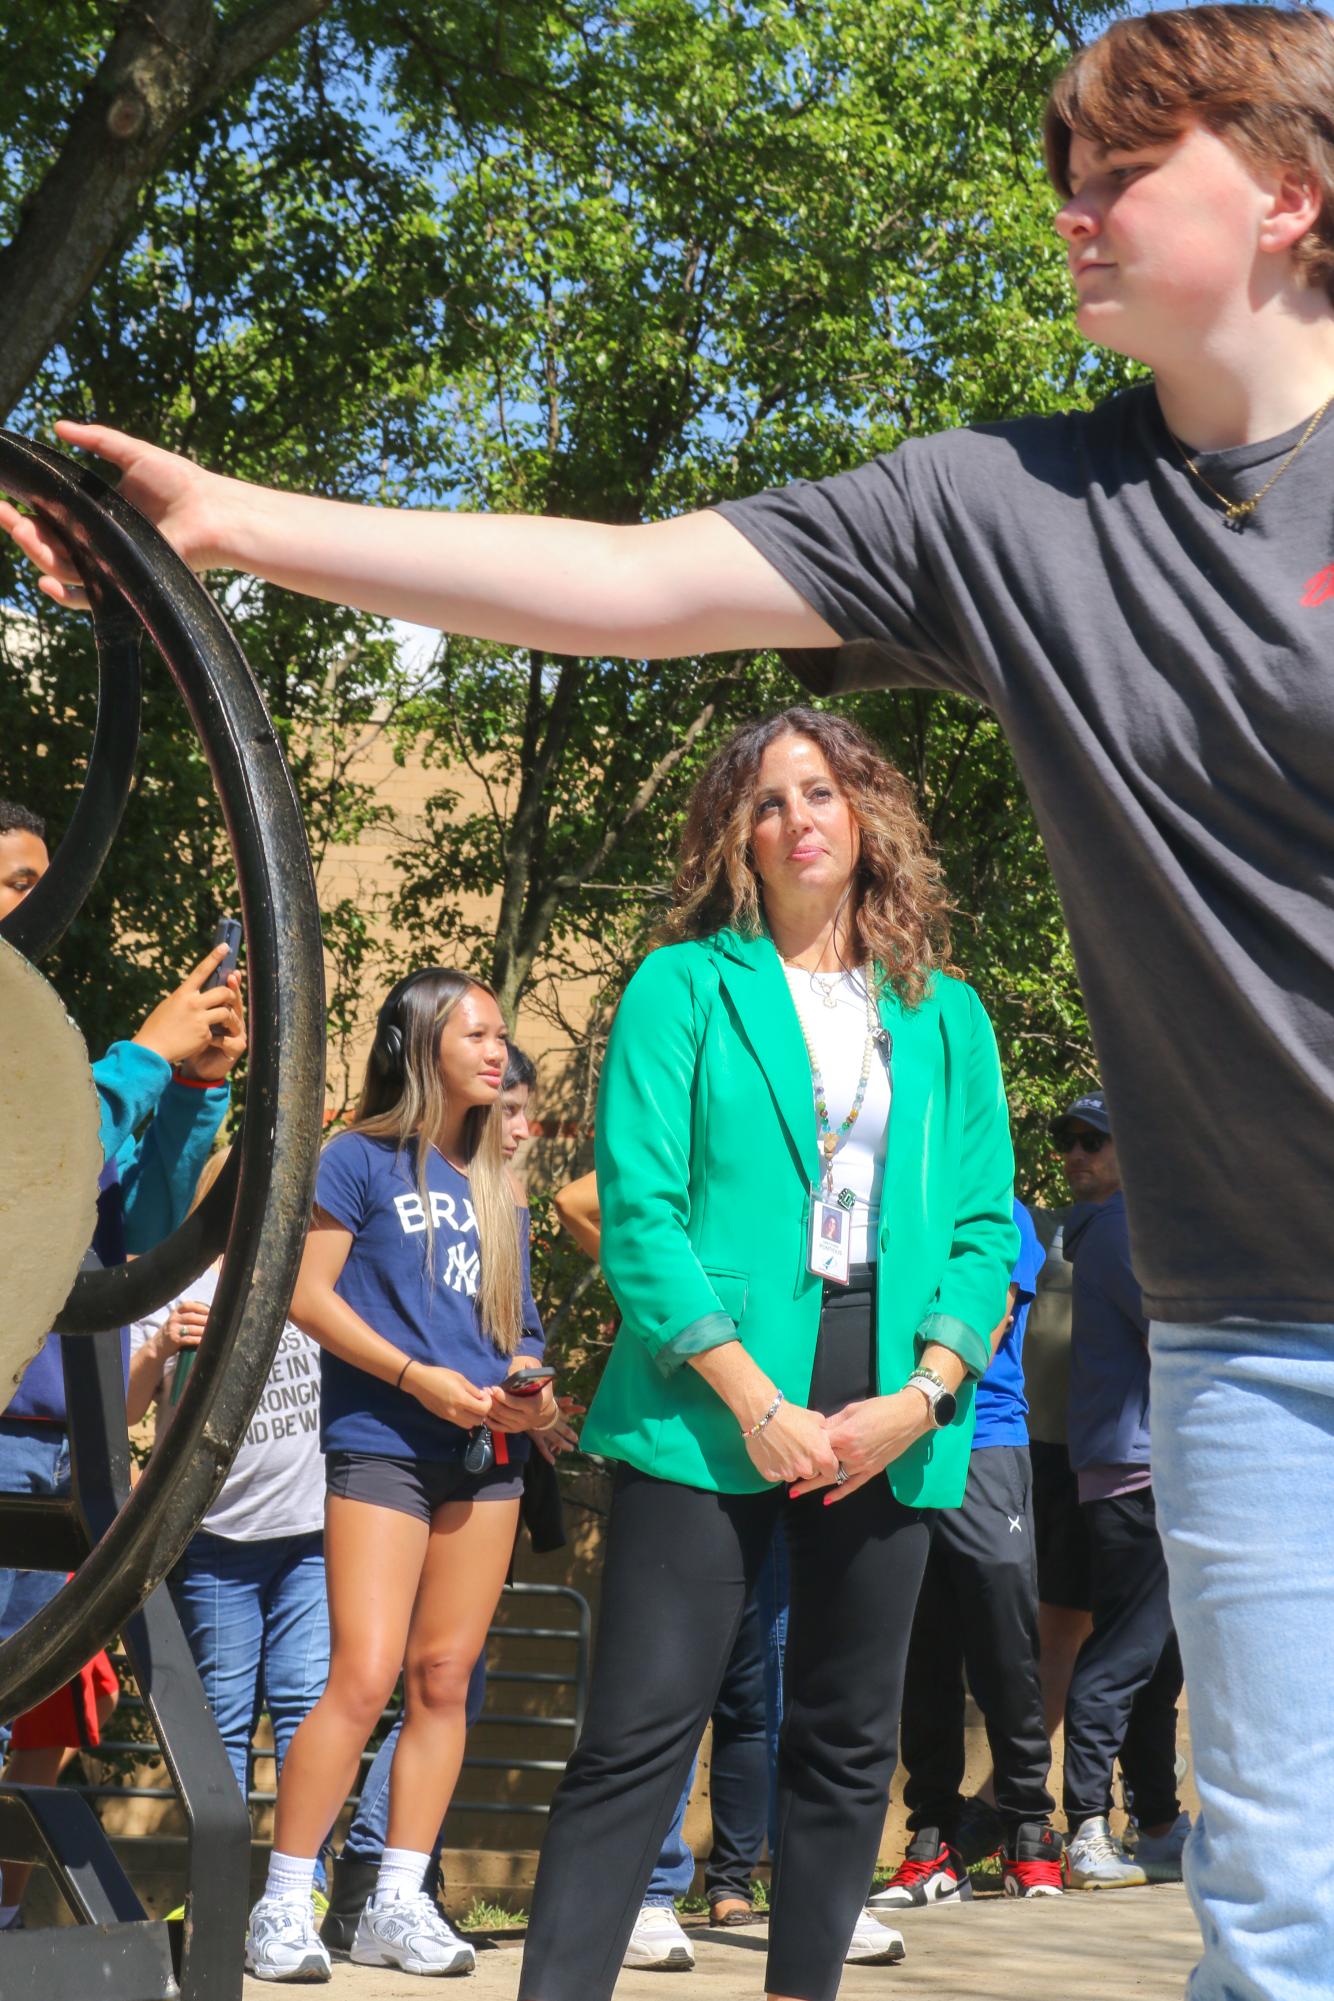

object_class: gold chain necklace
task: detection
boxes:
[1168,393,1334,532]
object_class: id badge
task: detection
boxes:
[807,1184,851,1285]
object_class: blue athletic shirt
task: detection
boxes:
[971,1198,1044,1451]
[314,1131,545,1461]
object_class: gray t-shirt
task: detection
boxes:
[716,381,1334,1325]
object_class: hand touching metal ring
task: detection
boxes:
[835,1462,849,1486]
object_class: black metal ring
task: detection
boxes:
[0,434,142,962]
[0,430,326,1718]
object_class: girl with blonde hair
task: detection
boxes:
[244,968,555,1983]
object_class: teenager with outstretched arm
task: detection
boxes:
[6,12,1334,1995]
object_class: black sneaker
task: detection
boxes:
[1002,1822,1065,1898]
[319,1856,379,1960]
[868,1827,973,1910]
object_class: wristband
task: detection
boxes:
[171,1069,215,1090]
[394,1358,415,1393]
[741,1390,784,1439]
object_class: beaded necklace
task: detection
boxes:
[785,963,882,1195]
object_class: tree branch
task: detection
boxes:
[0,0,330,422]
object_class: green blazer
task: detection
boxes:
[582,928,1019,1507]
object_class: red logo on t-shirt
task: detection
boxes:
[1300,563,1334,607]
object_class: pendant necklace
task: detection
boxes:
[1168,392,1334,532]
[787,964,881,1194]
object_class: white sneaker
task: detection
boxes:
[1066,1816,1148,1890]
[845,1909,907,1964]
[245,1894,333,1982]
[623,1903,696,1970]
[1132,1811,1192,1882]
[350,1891,476,1975]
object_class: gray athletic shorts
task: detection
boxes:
[325,1449,523,1522]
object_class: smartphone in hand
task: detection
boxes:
[203,916,242,1036]
[500,1365,556,1397]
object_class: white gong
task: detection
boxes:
[0,932,103,1399]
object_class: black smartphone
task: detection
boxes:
[203,916,242,1036]
[501,1365,556,1396]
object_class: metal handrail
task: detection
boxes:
[71,1582,590,1822]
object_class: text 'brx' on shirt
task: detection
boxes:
[314,1130,544,1460]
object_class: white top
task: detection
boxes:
[783,966,892,1264]
[131,1265,326,1542]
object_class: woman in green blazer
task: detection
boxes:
[521,707,1018,2001]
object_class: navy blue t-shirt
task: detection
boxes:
[972,1198,1043,1450]
[314,1131,544,1460]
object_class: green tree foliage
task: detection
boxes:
[0,1,1125,1297]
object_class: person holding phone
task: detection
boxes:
[128,1148,331,1886]
[318,1041,573,1962]
[243,969,555,1984]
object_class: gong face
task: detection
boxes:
[0,932,102,1401]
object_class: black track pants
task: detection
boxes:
[901,1442,1054,1841]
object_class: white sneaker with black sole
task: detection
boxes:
[245,1895,332,1982]
[1066,1815,1148,1890]
[845,1910,907,1964]
[351,1891,476,1975]
[623,1904,696,1970]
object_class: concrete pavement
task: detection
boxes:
[243,1884,1199,1999]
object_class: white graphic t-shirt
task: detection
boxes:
[131,1264,325,1542]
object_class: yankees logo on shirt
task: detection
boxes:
[311,1130,545,1461]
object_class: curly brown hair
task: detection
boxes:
[659,708,950,1008]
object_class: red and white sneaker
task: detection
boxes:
[868,1828,973,1910]
[1002,1822,1065,1898]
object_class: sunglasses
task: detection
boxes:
[1053,1130,1109,1156]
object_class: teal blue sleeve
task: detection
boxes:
[92,1040,172,1161]
[656,1311,737,1378]
[595,949,741,1370]
[913,988,1019,1379]
[115,1074,230,1254]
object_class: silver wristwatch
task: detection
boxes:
[905,1366,958,1429]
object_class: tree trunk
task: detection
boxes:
[0,0,330,424]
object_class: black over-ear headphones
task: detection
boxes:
[371,967,452,1088]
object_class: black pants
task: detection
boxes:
[1062,1486,1183,1829]
[901,1443,1054,1843]
[520,1278,929,2001]
[701,1588,769,1905]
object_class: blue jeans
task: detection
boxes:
[0,1422,71,1746]
[645,1532,788,1906]
[169,1529,330,1811]
[1150,1319,1334,2001]
[342,1652,489,1865]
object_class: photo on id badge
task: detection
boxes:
[809,1187,850,1285]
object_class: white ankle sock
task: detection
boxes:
[375,1847,430,1904]
[264,1850,318,1903]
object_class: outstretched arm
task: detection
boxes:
[0,420,840,659]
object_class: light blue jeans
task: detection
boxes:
[0,1422,72,1752]
[1150,1319,1334,2001]
[169,1529,330,1808]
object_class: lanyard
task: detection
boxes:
[786,964,882,1194]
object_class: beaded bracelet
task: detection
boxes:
[741,1390,784,1438]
